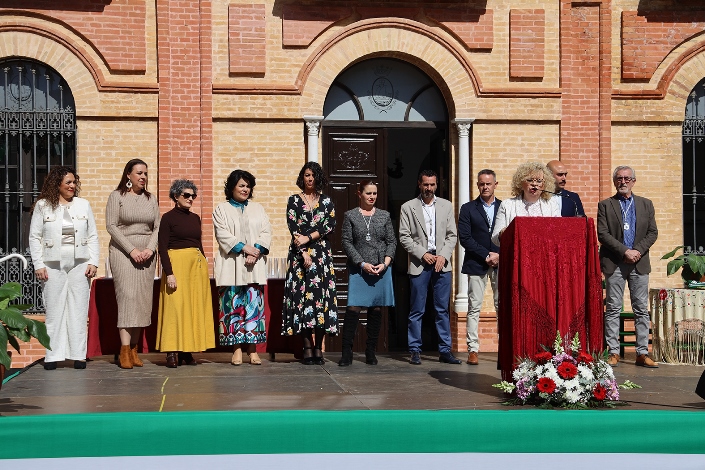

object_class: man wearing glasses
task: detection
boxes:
[597,166,659,368]
[547,160,585,217]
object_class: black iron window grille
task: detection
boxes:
[683,79,705,253]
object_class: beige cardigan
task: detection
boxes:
[213,200,272,287]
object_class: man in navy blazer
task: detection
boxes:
[457,169,501,365]
[547,160,584,216]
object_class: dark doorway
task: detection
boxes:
[323,123,449,352]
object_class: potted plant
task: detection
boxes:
[0,282,51,390]
[661,246,705,284]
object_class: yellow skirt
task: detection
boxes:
[156,248,215,352]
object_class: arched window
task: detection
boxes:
[683,79,705,253]
[0,58,77,310]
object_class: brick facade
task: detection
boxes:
[2,0,703,365]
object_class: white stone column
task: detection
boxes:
[452,118,475,314]
[303,116,324,163]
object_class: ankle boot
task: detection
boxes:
[166,352,177,368]
[338,348,353,366]
[130,344,143,367]
[365,308,382,365]
[119,345,133,369]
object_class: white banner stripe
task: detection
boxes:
[4,454,703,470]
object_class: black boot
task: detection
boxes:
[338,307,360,366]
[365,308,382,365]
[338,348,353,367]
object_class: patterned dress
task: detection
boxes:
[281,193,338,335]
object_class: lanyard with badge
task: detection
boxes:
[621,198,633,231]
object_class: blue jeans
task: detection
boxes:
[408,266,452,353]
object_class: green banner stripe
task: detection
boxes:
[2,410,705,459]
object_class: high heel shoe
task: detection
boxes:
[247,345,262,365]
[166,352,177,368]
[178,352,196,365]
[313,346,324,365]
[302,347,315,365]
[231,347,243,366]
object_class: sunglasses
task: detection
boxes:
[181,192,197,200]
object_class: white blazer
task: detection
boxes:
[491,196,560,246]
[213,200,272,287]
[29,197,100,270]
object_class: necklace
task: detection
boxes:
[359,207,375,241]
[300,192,319,213]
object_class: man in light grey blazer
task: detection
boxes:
[399,170,460,365]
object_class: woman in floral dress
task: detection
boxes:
[282,162,338,364]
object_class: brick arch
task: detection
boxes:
[614,36,705,103]
[0,29,101,111]
[0,22,156,94]
[299,18,481,117]
[662,44,705,108]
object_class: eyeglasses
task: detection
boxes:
[614,177,634,182]
[181,192,197,200]
[524,178,544,185]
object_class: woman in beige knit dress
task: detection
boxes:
[106,159,160,369]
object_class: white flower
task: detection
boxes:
[564,378,580,390]
[578,364,594,382]
[564,389,581,404]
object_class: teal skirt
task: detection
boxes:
[347,265,395,307]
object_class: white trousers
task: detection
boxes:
[42,245,90,362]
[466,267,498,353]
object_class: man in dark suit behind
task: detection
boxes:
[547,160,584,216]
[597,165,659,368]
[458,169,501,365]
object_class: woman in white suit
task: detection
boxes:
[491,162,560,246]
[29,166,99,370]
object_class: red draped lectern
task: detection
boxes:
[497,217,603,381]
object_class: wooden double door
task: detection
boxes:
[322,124,449,352]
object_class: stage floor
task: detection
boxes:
[2,351,704,415]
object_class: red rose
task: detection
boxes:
[593,384,607,401]
[557,362,578,379]
[577,351,593,364]
[533,351,553,365]
[659,289,667,301]
[537,377,556,394]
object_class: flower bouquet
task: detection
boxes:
[493,332,640,409]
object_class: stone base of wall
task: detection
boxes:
[453,311,499,353]
[9,315,47,369]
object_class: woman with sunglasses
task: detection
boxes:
[213,170,272,365]
[156,179,215,368]
[491,162,560,246]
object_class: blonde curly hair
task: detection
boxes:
[510,162,555,201]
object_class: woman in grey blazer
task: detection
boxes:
[338,181,396,366]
